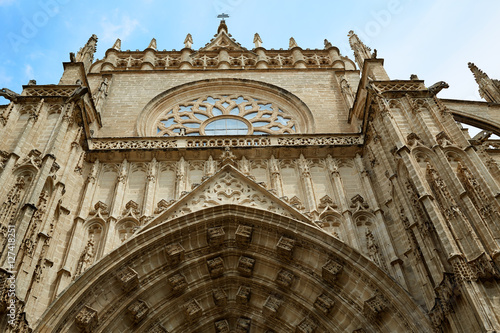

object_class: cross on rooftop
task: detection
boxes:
[217,13,229,20]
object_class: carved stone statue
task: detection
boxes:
[184,34,193,49]
[253,33,262,48]
[0,88,20,102]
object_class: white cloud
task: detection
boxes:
[100,13,141,44]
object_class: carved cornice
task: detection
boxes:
[88,134,363,151]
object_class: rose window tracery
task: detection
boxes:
[156,94,297,136]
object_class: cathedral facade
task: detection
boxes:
[1,20,500,332]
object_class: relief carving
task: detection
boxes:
[207,257,224,278]
[207,226,225,247]
[237,256,255,277]
[276,236,295,259]
[235,225,253,245]
[314,293,335,315]
[276,268,295,288]
[263,294,282,317]
[165,243,185,266]
[215,319,230,333]
[168,274,187,294]
[127,299,149,323]
[236,285,251,304]
[322,259,343,286]
[116,266,139,292]
[75,306,98,333]
[212,287,228,306]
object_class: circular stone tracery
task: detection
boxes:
[156,94,297,136]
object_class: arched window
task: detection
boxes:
[156,94,296,136]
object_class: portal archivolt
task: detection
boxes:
[34,206,432,333]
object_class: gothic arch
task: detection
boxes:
[135,78,316,136]
[35,205,432,333]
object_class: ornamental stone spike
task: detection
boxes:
[112,38,121,51]
[253,33,262,48]
[184,33,193,49]
[324,39,332,49]
[468,62,500,103]
[147,38,157,50]
[348,30,372,69]
[289,37,298,49]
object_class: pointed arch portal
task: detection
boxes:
[35,203,432,333]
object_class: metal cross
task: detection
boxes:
[217,13,229,20]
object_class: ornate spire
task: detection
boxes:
[289,37,298,49]
[468,62,500,103]
[76,34,98,72]
[184,33,193,49]
[112,38,121,51]
[253,33,262,48]
[324,39,332,49]
[348,30,371,69]
[147,38,157,50]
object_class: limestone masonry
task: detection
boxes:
[1,20,500,332]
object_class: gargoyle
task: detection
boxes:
[66,86,89,104]
[471,130,492,143]
[427,81,449,95]
[0,88,20,102]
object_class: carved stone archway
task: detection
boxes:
[34,205,432,333]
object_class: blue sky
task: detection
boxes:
[1,0,499,106]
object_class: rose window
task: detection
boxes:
[156,94,296,136]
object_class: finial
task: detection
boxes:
[147,38,157,50]
[468,62,500,103]
[75,34,98,73]
[410,74,419,81]
[253,33,262,48]
[112,38,121,51]
[347,30,371,69]
[371,49,377,59]
[184,33,193,49]
[468,62,487,80]
[324,39,332,49]
[217,13,229,34]
[289,37,298,49]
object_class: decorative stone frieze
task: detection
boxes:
[276,236,295,259]
[165,243,185,266]
[207,226,225,246]
[237,256,255,277]
[75,306,98,333]
[207,257,224,278]
[322,260,342,285]
[127,299,149,323]
[116,266,139,292]
[236,286,251,304]
[235,225,253,245]
[168,274,187,294]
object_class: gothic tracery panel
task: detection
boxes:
[156,94,296,136]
